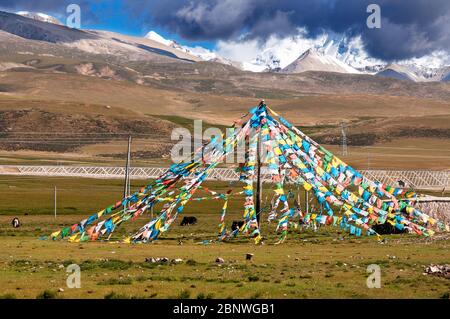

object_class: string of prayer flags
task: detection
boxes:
[50,102,447,244]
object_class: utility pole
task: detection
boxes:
[54,186,57,219]
[123,135,132,210]
[341,122,348,156]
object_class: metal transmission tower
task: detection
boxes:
[341,122,348,156]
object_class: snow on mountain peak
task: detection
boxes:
[241,31,324,72]
[16,11,62,25]
[145,31,173,46]
[144,30,240,66]
[120,29,450,80]
[282,47,360,74]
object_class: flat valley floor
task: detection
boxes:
[0,178,449,299]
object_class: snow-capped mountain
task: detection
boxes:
[376,64,423,82]
[145,31,173,47]
[16,11,62,25]
[0,11,200,63]
[240,32,325,72]
[145,31,239,67]
[231,31,449,81]
[321,34,384,72]
[282,48,360,74]
[241,33,383,74]
[376,64,450,82]
[6,10,450,82]
[144,30,450,81]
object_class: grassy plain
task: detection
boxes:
[0,177,449,299]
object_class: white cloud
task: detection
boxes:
[216,38,261,63]
[145,29,449,74]
[216,28,326,71]
[215,29,449,72]
[403,50,450,68]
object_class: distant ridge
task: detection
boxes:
[282,48,360,74]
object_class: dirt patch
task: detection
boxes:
[0,109,175,153]
[0,84,19,92]
[313,126,450,147]
[75,63,122,80]
[98,148,174,159]
[315,133,378,146]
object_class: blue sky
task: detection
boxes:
[81,0,216,49]
[1,0,449,61]
[0,0,217,49]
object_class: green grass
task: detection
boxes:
[0,176,449,299]
[0,220,448,299]
[153,114,229,132]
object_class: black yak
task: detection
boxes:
[180,216,197,226]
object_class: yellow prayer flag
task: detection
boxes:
[358,186,364,196]
[274,147,282,155]
[68,234,78,242]
[98,209,106,218]
[318,186,327,193]
[50,231,61,239]
[316,167,324,176]
[298,162,306,169]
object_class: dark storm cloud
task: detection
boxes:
[127,0,450,61]
[2,1,448,61]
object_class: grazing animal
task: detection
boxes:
[372,223,407,235]
[11,218,21,228]
[180,216,197,226]
[231,220,245,231]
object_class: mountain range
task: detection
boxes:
[3,10,449,83]
[150,28,449,82]
[1,10,450,168]
[16,11,62,25]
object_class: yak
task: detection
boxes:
[231,220,245,231]
[180,216,197,226]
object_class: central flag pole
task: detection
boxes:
[255,100,265,226]
[256,128,262,225]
